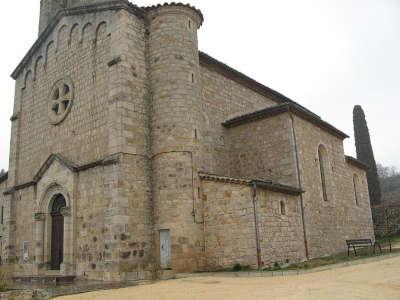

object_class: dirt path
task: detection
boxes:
[57,256,400,300]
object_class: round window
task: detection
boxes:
[48,78,74,125]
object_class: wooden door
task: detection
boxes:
[160,229,171,269]
[51,214,64,270]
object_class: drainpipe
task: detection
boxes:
[251,181,262,269]
[289,113,309,260]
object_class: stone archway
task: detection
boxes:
[35,183,74,275]
[50,194,66,270]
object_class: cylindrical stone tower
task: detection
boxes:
[146,4,204,272]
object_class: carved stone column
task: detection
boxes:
[60,207,74,275]
[34,212,46,273]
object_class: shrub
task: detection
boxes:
[232,264,251,272]
[232,263,242,271]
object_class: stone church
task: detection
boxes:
[0,0,374,281]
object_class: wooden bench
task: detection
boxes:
[346,239,382,256]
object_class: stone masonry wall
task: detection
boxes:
[5,155,152,281]
[293,115,374,258]
[201,180,305,270]
[75,155,152,281]
[7,7,153,280]
[226,113,297,186]
[0,180,7,265]
[101,9,152,281]
[257,188,306,267]
[7,186,36,276]
[15,10,114,185]
[202,180,257,270]
[199,65,277,175]
[5,1,376,280]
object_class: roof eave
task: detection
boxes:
[198,172,303,196]
[345,156,370,170]
[222,103,349,140]
[251,179,304,196]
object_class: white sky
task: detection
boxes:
[0,0,399,172]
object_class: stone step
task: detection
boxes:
[12,275,76,287]
[157,270,175,280]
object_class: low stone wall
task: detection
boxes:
[0,289,48,300]
[201,179,305,270]
[0,290,33,299]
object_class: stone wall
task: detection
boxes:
[7,186,36,276]
[102,154,153,280]
[6,155,153,281]
[6,6,154,281]
[0,179,7,265]
[225,113,297,186]
[257,188,306,267]
[3,1,376,281]
[14,11,114,185]
[199,64,277,175]
[201,179,305,270]
[0,290,35,300]
[293,115,374,258]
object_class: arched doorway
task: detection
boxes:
[50,194,66,270]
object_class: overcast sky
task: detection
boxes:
[0,0,399,172]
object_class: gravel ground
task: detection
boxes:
[56,256,400,300]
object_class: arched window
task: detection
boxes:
[280,201,286,215]
[318,145,328,201]
[353,174,360,206]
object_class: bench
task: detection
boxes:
[346,239,382,256]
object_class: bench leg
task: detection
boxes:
[353,245,357,256]
[348,246,350,257]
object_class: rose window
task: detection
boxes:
[48,78,74,125]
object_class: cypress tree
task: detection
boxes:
[353,105,382,205]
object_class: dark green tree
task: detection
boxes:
[353,105,382,205]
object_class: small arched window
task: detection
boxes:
[280,201,286,215]
[318,145,328,201]
[353,174,360,206]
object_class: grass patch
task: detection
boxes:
[376,233,400,244]
[271,244,400,272]
[263,262,282,272]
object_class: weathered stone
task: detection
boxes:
[0,0,374,282]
